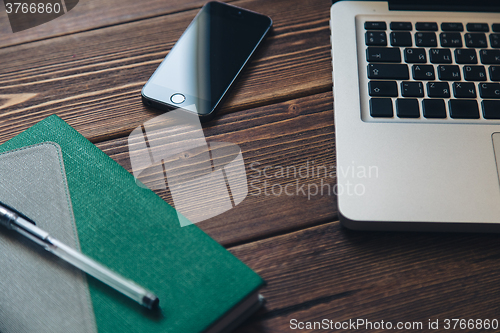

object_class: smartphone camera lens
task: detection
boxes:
[230,10,243,18]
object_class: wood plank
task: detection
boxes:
[96,92,337,246]
[0,0,332,144]
[0,0,225,48]
[229,221,500,332]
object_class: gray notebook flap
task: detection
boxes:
[0,143,96,333]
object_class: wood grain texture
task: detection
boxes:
[97,91,337,246]
[0,0,227,48]
[4,0,500,331]
[0,0,332,145]
[229,221,500,332]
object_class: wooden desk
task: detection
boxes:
[1,0,500,331]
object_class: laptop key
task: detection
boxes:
[369,81,398,97]
[482,100,500,119]
[370,98,393,117]
[463,65,487,81]
[479,83,500,98]
[390,32,412,46]
[412,65,435,80]
[479,49,500,64]
[466,23,489,32]
[493,24,500,32]
[422,99,446,118]
[465,33,488,47]
[416,22,438,31]
[404,48,427,63]
[396,99,420,118]
[366,31,387,46]
[429,49,452,63]
[453,82,477,98]
[427,82,450,98]
[401,81,424,97]
[490,66,500,81]
[390,22,412,31]
[491,34,500,48]
[441,22,464,32]
[437,65,461,80]
[368,64,409,79]
[449,100,480,119]
[365,21,386,30]
[416,32,437,47]
[366,47,401,62]
[440,33,462,47]
[455,49,477,64]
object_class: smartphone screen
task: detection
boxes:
[142,2,272,119]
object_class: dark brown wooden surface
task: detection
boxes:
[230,222,500,332]
[98,91,337,247]
[2,0,499,332]
[0,0,231,48]
[0,0,331,144]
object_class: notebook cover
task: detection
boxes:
[0,115,264,333]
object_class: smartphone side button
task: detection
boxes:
[170,93,186,104]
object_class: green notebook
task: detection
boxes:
[0,115,264,333]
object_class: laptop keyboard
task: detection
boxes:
[363,20,500,120]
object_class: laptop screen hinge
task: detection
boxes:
[388,1,500,12]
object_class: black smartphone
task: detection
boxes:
[141,1,272,121]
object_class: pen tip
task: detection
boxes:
[143,294,160,310]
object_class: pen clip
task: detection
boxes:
[0,201,36,226]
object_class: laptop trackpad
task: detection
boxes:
[492,133,500,184]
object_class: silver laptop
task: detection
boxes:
[330,1,500,231]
